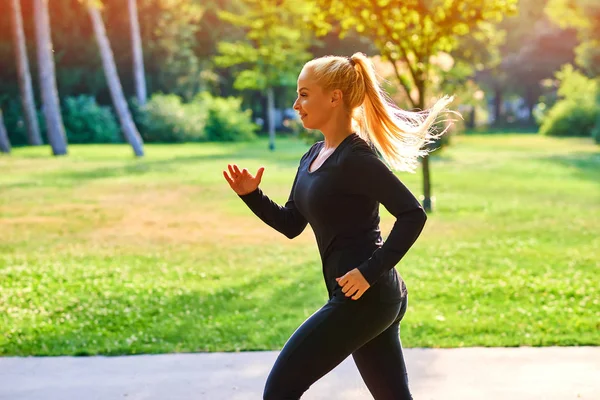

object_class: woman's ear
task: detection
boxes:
[331,89,343,108]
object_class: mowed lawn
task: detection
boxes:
[0,133,598,356]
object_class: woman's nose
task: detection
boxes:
[293,98,300,110]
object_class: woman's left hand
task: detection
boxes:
[336,268,370,300]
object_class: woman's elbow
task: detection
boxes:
[284,230,300,239]
[419,207,428,225]
[283,222,307,239]
[410,206,427,229]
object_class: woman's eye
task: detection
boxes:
[300,93,307,97]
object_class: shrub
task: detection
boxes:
[62,95,120,143]
[539,65,599,137]
[1,100,46,146]
[194,92,258,142]
[133,94,207,143]
[592,115,600,145]
[539,100,599,137]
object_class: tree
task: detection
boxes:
[313,0,518,211]
[214,0,313,151]
[501,18,577,123]
[546,0,600,76]
[128,0,147,105]
[138,0,205,99]
[87,1,144,157]
[0,109,12,154]
[470,0,577,126]
[9,0,43,146]
[33,0,68,155]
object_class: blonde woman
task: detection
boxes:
[223,53,454,399]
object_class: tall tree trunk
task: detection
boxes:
[493,86,503,126]
[467,105,476,129]
[416,79,434,212]
[0,109,12,154]
[33,0,67,155]
[128,0,146,106]
[267,86,275,151]
[10,0,43,146]
[525,87,537,126]
[88,5,144,157]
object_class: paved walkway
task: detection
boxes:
[1,347,598,400]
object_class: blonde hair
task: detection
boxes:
[304,52,459,173]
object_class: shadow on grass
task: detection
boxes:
[3,151,304,189]
[538,151,600,184]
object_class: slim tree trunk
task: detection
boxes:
[421,155,432,211]
[88,5,144,157]
[128,0,146,105]
[10,0,43,146]
[467,105,476,129]
[416,80,434,212]
[493,86,503,126]
[267,86,275,151]
[0,109,12,154]
[33,0,67,155]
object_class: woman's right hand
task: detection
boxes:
[223,163,265,195]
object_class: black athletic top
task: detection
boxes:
[238,133,427,302]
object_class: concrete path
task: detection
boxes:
[1,347,598,400]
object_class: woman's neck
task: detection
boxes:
[319,114,354,150]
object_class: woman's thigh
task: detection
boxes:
[263,296,401,399]
[351,297,412,400]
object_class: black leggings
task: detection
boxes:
[263,287,412,400]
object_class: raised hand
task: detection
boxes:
[223,164,265,196]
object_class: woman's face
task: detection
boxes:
[293,67,332,130]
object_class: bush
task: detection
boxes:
[539,65,599,137]
[195,92,258,142]
[592,115,600,145]
[62,96,121,143]
[133,94,207,143]
[1,100,46,146]
[539,100,600,137]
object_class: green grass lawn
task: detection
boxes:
[0,133,598,356]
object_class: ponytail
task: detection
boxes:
[307,52,459,173]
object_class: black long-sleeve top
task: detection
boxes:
[238,133,427,301]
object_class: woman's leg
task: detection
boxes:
[351,297,412,400]
[263,295,401,400]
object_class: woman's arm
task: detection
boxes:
[237,170,308,239]
[344,147,427,286]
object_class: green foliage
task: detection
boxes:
[196,92,258,142]
[591,97,600,144]
[214,0,313,91]
[139,0,206,99]
[315,0,518,108]
[0,101,45,146]
[546,0,600,76]
[62,96,120,144]
[555,64,598,102]
[592,119,600,144]
[132,94,207,143]
[539,65,600,137]
[539,100,599,137]
[132,92,257,143]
